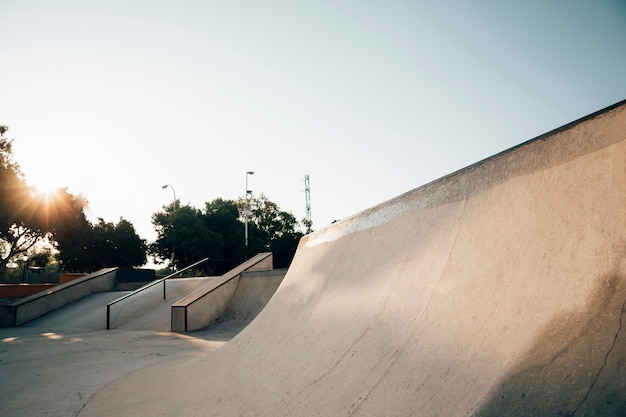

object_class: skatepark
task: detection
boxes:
[2,99,626,416]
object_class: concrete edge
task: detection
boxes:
[309,99,626,240]
[171,253,273,332]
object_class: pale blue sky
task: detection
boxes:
[1,1,625,248]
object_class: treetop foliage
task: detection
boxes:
[150,194,304,273]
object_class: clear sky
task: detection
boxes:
[1,1,625,251]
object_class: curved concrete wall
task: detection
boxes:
[81,100,626,416]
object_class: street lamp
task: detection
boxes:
[245,171,254,256]
[22,255,28,283]
[161,184,177,268]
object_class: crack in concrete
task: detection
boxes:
[572,298,626,416]
[73,391,89,417]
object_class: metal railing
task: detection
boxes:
[106,257,209,329]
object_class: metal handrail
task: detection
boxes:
[106,257,209,329]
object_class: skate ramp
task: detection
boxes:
[0,268,118,326]
[23,292,131,330]
[109,277,214,331]
[171,252,274,331]
[22,255,279,332]
[21,278,214,331]
[192,269,286,340]
[80,100,626,416]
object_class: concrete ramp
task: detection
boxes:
[23,292,131,330]
[24,256,279,332]
[22,278,215,331]
[108,277,215,331]
[80,100,626,417]
[171,252,274,331]
[0,268,118,326]
[192,269,286,340]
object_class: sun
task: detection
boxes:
[29,176,67,213]
[32,182,62,201]
[24,165,66,199]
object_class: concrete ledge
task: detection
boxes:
[0,305,17,327]
[0,284,58,298]
[0,268,118,327]
[171,253,273,332]
[60,273,87,283]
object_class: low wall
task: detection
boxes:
[59,273,87,284]
[113,268,157,291]
[114,267,155,283]
[0,268,119,326]
[0,284,57,298]
[171,253,273,332]
[0,268,156,327]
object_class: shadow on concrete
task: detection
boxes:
[476,273,626,417]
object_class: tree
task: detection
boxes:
[203,198,247,271]
[81,218,147,271]
[46,188,92,272]
[149,200,177,266]
[0,126,49,280]
[149,202,224,271]
[150,195,304,274]
[0,126,148,276]
[48,191,147,272]
[246,194,303,268]
[106,218,147,267]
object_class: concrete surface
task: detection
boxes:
[74,100,626,416]
[0,267,283,416]
[0,327,221,417]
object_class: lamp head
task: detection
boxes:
[246,171,254,175]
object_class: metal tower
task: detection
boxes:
[304,174,312,233]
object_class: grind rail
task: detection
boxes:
[106,258,209,329]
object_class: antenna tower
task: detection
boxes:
[304,174,312,233]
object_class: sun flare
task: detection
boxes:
[33,184,59,197]
[27,171,66,200]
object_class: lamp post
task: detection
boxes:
[161,184,177,269]
[245,171,254,257]
[22,255,28,283]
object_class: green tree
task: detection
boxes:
[150,195,304,274]
[50,191,147,272]
[0,126,49,280]
[47,188,92,272]
[0,126,148,276]
[79,218,147,271]
[108,218,147,267]
[150,202,223,270]
[30,247,54,268]
[246,194,303,268]
[149,200,178,266]
[203,198,246,271]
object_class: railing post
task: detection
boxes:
[106,304,110,330]
[163,278,167,300]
